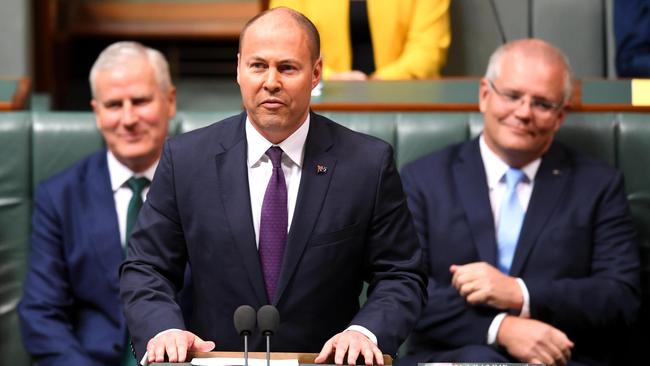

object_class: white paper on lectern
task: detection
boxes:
[191,358,299,366]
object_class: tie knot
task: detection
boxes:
[126,176,150,195]
[265,146,283,168]
[503,168,526,189]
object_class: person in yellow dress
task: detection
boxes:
[269,0,451,80]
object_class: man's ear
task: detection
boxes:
[236,53,241,85]
[91,99,101,129]
[553,107,567,132]
[167,87,177,118]
[312,56,323,89]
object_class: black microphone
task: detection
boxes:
[257,305,280,366]
[234,305,256,366]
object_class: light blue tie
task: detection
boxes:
[497,168,527,274]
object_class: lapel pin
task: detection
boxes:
[316,165,328,174]
[552,169,562,176]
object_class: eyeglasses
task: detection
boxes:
[488,80,563,116]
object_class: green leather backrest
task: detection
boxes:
[31,112,104,189]
[393,112,621,169]
[179,111,242,133]
[0,112,32,365]
[31,112,182,190]
[556,112,618,166]
[395,112,469,169]
[320,112,396,147]
[618,113,650,328]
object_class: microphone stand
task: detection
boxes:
[257,305,279,366]
[233,305,256,366]
[244,332,250,366]
[265,332,271,366]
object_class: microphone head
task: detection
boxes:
[234,305,256,336]
[257,305,280,336]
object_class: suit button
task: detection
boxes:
[113,343,122,352]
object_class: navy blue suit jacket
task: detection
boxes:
[401,139,640,365]
[120,112,427,359]
[18,151,128,366]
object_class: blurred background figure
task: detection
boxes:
[615,0,650,77]
[17,41,178,366]
[269,0,451,80]
[399,39,640,366]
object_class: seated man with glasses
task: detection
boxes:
[397,39,640,366]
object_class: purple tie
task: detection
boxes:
[259,146,288,302]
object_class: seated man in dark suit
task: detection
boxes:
[18,41,177,366]
[400,39,640,366]
[119,7,426,366]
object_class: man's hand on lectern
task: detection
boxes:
[315,330,384,366]
[147,329,215,363]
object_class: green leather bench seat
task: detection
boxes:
[0,112,31,366]
[1,110,649,364]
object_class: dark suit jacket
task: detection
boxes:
[18,151,128,366]
[120,112,427,359]
[400,139,640,365]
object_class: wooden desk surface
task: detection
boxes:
[312,80,478,112]
[175,78,650,112]
[151,351,393,365]
[310,79,650,112]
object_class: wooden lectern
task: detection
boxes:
[151,351,393,365]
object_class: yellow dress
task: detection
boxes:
[269,0,451,79]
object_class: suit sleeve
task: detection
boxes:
[18,184,96,365]
[526,171,641,331]
[400,164,497,348]
[349,144,428,355]
[373,0,451,79]
[119,141,189,359]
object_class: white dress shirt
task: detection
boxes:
[246,116,308,246]
[107,151,158,247]
[479,135,540,345]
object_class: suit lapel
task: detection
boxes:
[274,114,336,304]
[87,152,124,289]
[510,142,570,276]
[452,140,499,265]
[214,115,267,305]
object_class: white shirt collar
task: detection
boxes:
[107,150,158,192]
[245,113,310,168]
[479,134,541,190]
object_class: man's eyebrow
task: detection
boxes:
[245,55,300,64]
[501,85,557,101]
[277,58,300,64]
[103,98,122,105]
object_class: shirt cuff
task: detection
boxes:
[516,278,530,318]
[486,312,508,346]
[346,325,378,345]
